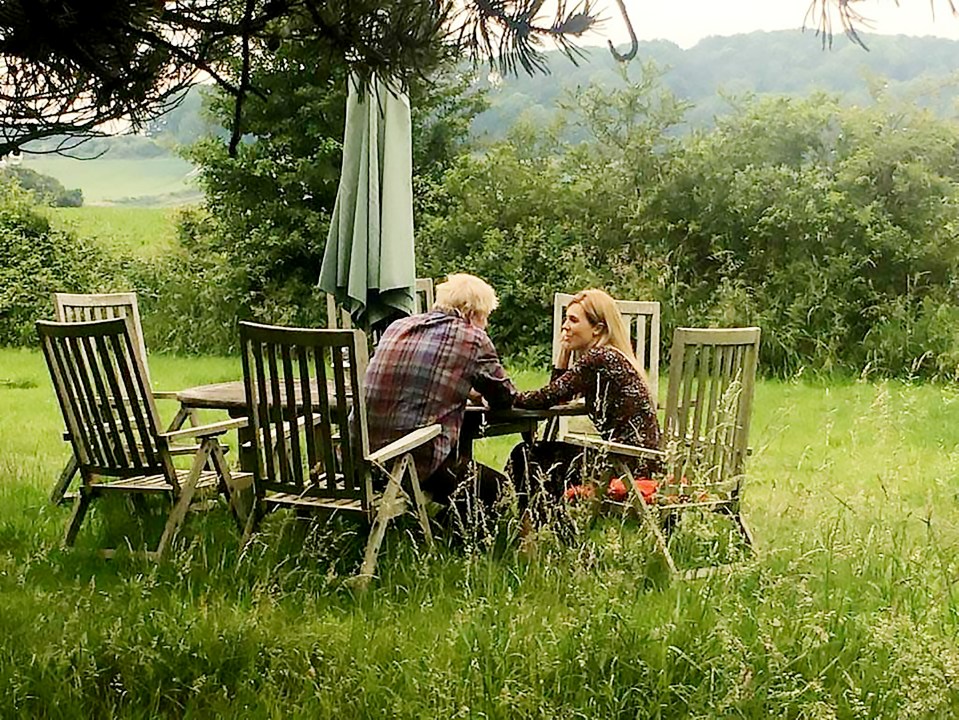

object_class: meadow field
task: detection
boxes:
[2,344,959,717]
[21,155,200,206]
[43,206,187,259]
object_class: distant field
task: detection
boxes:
[21,155,201,206]
[43,206,183,259]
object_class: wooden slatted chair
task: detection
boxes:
[567,327,761,577]
[545,292,661,441]
[37,317,250,559]
[239,321,440,589]
[414,277,435,313]
[50,292,200,505]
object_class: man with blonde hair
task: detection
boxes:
[365,273,516,508]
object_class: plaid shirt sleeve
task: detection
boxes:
[469,328,516,409]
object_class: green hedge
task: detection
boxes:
[0,183,110,346]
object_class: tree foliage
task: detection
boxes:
[0,183,107,345]
[0,0,602,157]
[147,34,487,351]
[471,33,959,140]
[0,166,82,206]
[419,65,959,378]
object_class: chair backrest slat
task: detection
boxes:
[309,346,337,492]
[661,327,761,495]
[53,292,152,385]
[77,333,126,469]
[112,328,159,469]
[265,343,290,485]
[96,332,139,469]
[54,334,104,465]
[414,277,435,313]
[240,322,373,509]
[332,337,363,488]
[279,343,304,489]
[38,318,165,479]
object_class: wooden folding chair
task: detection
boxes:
[414,277,435,313]
[567,327,761,577]
[49,292,200,505]
[37,317,250,559]
[239,321,440,589]
[545,292,661,441]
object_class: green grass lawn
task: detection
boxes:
[2,347,959,717]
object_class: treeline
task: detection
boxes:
[420,68,959,378]
[0,167,82,207]
[5,52,959,379]
[26,31,959,161]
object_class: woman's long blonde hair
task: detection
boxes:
[569,289,650,385]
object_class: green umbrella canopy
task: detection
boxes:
[319,73,416,329]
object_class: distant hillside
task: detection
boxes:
[471,30,959,138]
[20,85,215,207]
[21,155,200,207]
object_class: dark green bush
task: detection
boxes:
[127,208,332,356]
[419,73,959,379]
[0,183,111,346]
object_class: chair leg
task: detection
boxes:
[402,456,433,548]
[734,511,755,550]
[154,441,210,560]
[51,454,78,506]
[209,440,251,531]
[642,503,678,576]
[129,494,150,516]
[164,405,192,433]
[240,501,263,548]
[621,461,678,576]
[63,490,92,547]
[355,475,405,590]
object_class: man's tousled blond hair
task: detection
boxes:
[435,273,498,319]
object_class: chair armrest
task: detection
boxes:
[367,424,441,465]
[151,390,181,401]
[564,432,666,460]
[161,417,248,441]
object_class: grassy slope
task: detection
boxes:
[21,155,199,205]
[43,206,186,259]
[2,348,959,716]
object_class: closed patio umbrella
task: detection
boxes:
[319,73,416,329]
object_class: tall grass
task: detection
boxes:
[43,206,185,259]
[2,348,959,717]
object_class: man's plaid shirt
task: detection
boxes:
[364,309,516,480]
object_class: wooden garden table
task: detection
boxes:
[176,379,336,472]
[459,400,587,459]
[178,381,585,467]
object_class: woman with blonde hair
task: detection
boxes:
[508,289,661,503]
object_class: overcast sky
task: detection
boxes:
[578,0,959,49]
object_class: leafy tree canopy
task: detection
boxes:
[0,0,609,157]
